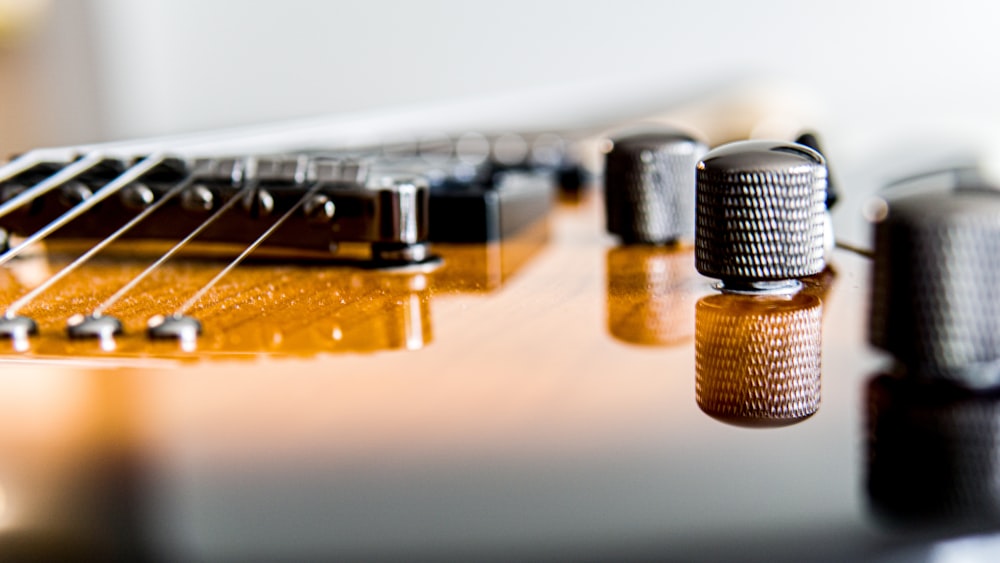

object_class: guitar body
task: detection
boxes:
[0,76,989,559]
[0,182,923,561]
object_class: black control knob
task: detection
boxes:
[695,140,828,293]
[794,131,839,209]
[870,189,1000,387]
[604,129,707,244]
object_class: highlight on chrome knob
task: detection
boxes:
[869,189,1000,388]
[695,140,827,293]
[695,292,822,427]
[606,245,696,346]
[604,128,707,244]
[866,373,1000,526]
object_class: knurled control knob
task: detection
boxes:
[604,129,707,244]
[869,189,1000,387]
[695,140,828,292]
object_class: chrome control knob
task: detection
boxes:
[695,140,827,293]
[869,189,1000,387]
[604,129,707,244]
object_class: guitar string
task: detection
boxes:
[3,174,195,318]
[91,182,255,317]
[0,152,105,222]
[0,152,44,184]
[0,154,167,268]
[173,182,325,316]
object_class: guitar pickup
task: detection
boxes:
[366,156,557,243]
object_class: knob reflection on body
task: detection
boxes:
[866,374,1000,527]
[603,128,707,245]
[695,140,827,294]
[695,291,822,427]
[606,245,696,347]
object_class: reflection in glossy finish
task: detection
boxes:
[431,218,549,293]
[866,374,1000,527]
[695,291,822,427]
[605,245,697,346]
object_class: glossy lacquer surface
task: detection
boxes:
[0,193,971,561]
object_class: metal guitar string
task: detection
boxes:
[0,152,105,222]
[172,182,327,317]
[0,149,78,185]
[0,154,167,268]
[0,152,47,184]
[90,182,255,317]
[3,174,196,318]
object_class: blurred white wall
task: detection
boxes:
[2,0,1000,157]
[0,0,102,154]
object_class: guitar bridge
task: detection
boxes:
[0,143,558,345]
[0,154,434,265]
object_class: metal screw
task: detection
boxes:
[303,194,335,224]
[181,184,214,212]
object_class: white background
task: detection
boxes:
[2,0,999,161]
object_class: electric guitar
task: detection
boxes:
[0,84,992,562]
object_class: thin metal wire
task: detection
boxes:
[0,154,167,268]
[834,240,875,259]
[175,183,325,315]
[0,152,42,184]
[0,152,104,222]
[4,175,195,317]
[92,183,254,317]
